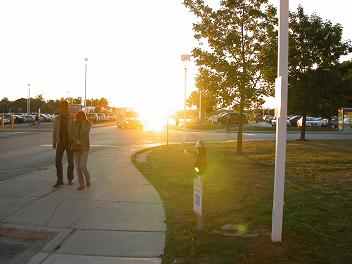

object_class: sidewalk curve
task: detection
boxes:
[0,145,166,264]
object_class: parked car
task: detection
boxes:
[271,117,292,127]
[297,117,323,127]
[40,114,52,122]
[208,115,219,123]
[97,113,107,121]
[263,115,274,122]
[343,117,352,127]
[321,118,338,128]
[218,112,248,124]
[0,114,11,125]
[21,114,35,123]
[117,111,143,129]
[87,113,99,121]
[14,115,25,123]
[288,115,302,127]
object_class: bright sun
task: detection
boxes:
[136,106,169,132]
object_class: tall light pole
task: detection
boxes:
[84,58,88,112]
[272,0,289,243]
[181,54,191,144]
[27,83,31,114]
[199,89,202,121]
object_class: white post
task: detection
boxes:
[183,65,187,143]
[181,54,191,143]
[272,0,289,243]
[199,89,202,120]
[27,83,31,114]
[84,58,88,112]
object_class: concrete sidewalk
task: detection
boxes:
[0,145,165,263]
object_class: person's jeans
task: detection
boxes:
[55,142,74,183]
[73,151,90,187]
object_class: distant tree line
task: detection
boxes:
[0,96,111,114]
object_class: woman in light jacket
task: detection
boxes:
[72,111,91,190]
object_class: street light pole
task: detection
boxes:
[272,0,289,243]
[181,54,191,144]
[183,64,187,143]
[27,83,31,114]
[199,89,202,121]
[84,58,88,112]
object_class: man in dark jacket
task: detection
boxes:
[52,101,75,187]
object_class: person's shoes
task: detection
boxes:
[53,182,63,188]
[77,186,85,191]
[86,181,91,188]
[68,180,73,185]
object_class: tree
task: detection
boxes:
[184,0,276,153]
[0,97,10,112]
[31,94,45,112]
[289,67,342,120]
[187,68,219,118]
[11,98,27,113]
[73,97,82,105]
[99,98,109,109]
[288,6,351,140]
[339,60,352,107]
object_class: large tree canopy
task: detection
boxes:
[288,6,351,139]
[184,0,276,153]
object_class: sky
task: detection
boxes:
[0,0,351,114]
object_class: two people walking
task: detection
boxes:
[52,100,91,190]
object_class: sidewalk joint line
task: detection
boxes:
[52,252,163,259]
[71,228,165,233]
[46,199,64,227]
[68,201,106,228]
[48,197,162,204]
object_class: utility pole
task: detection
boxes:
[272,0,289,243]
[199,89,202,121]
[183,65,187,143]
[84,58,88,112]
[27,83,31,114]
[181,54,191,144]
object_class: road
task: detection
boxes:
[1,124,351,181]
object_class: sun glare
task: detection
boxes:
[136,107,168,132]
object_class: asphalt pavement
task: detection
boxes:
[1,124,352,182]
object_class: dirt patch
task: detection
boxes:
[0,227,56,241]
[0,227,56,264]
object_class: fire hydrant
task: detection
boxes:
[194,140,206,175]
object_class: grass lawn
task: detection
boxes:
[180,121,337,132]
[183,121,226,130]
[132,141,352,264]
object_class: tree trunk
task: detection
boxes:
[237,5,245,154]
[237,101,244,154]
[300,114,307,140]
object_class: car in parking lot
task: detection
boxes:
[0,114,11,124]
[321,117,338,128]
[14,115,25,123]
[208,115,219,123]
[21,114,35,123]
[271,117,292,127]
[263,115,274,122]
[40,114,52,122]
[288,115,302,127]
[218,112,248,124]
[117,111,143,129]
[87,113,99,121]
[297,117,323,127]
